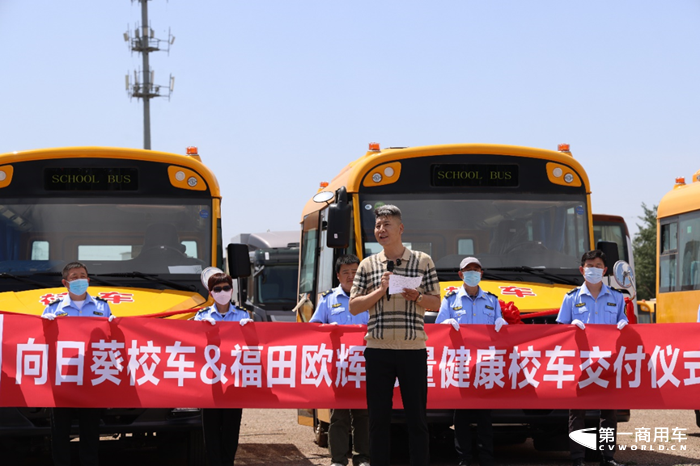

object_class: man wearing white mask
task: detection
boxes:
[194,272,253,466]
[556,249,627,466]
[42,261,112,466]
[435,256,506,466]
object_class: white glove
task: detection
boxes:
[202,316,216,326]
[41,313,56,321]
[441,318,460,331]
[239,318,254,326]
[617,320,628,330]
[108,315,116,322]
[571,319,586,330]
[494,317,508,332]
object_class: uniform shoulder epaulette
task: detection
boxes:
[322,289,333,297]
[485,291,498,298]
[445,290,457,298]
[94,296,107,302]
[610,287,625,295]
[48,298,62,306]
[566,286,581,295]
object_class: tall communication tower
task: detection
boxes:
[124,0,175,150]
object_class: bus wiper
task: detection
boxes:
[0,272,51,288]
[95,272,196,292]
[487,266,580,286]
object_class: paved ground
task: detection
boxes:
[12,409,700,465]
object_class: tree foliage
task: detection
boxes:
[632,203,657,300]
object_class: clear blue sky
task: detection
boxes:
[1,0,698,243]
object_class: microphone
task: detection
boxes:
[387,261,394,301]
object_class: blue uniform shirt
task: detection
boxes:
[309,286,369,325]
[194,304,250,322]
[42,293,112,318]
[556,283,628,325]
[435,286,502,325]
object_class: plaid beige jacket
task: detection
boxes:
[351,248,439,350]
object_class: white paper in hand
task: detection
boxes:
[388,274,423,295]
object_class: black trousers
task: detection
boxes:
[453,409,494,466]
[364,348,429,466]
[569,409,617,460]
[50,408,101,466]
[202,408,243,466]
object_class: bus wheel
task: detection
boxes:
[314,420,329,448]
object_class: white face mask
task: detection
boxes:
[584,267,604,284]
[211,290,233,306]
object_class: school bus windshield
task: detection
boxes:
[0,198,210,276]
[359,193,589,274]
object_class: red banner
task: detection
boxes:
[1,314,699,409]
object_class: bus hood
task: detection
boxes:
[439,280,573,313]
[0,287,207,319]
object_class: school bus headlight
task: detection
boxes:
[175,171,186,181]
[187,177,198,187]
[372,173,382,183]
[0,171,6,181]
[384,167,395,177]
[564,173,574,183]
[552,167,562,178]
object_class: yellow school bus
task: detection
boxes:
[0,146,245,461]
[297,143,627,449]
[656,171,700,323]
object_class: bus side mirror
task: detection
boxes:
[596,240,619,276]
[227,243,251,279]
[327,187,351,249]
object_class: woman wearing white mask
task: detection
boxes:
[556,250,627,466]
[194,272,253,466]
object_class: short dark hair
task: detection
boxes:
[335,254,360,274]
[581,249,606,267]
[62,262,88,280]
[374,204,402,221]
[207,273,233,291]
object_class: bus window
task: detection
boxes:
[31,241,49,260]
[661,222,678,253]
[299,213,320,299]
[679,213,700,290]
[181,240,198,258]
[457,239,474,255]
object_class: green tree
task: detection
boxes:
[632,203,657,300]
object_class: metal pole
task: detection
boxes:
[140,0,151,150]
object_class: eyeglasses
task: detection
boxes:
[211,285,232,293]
